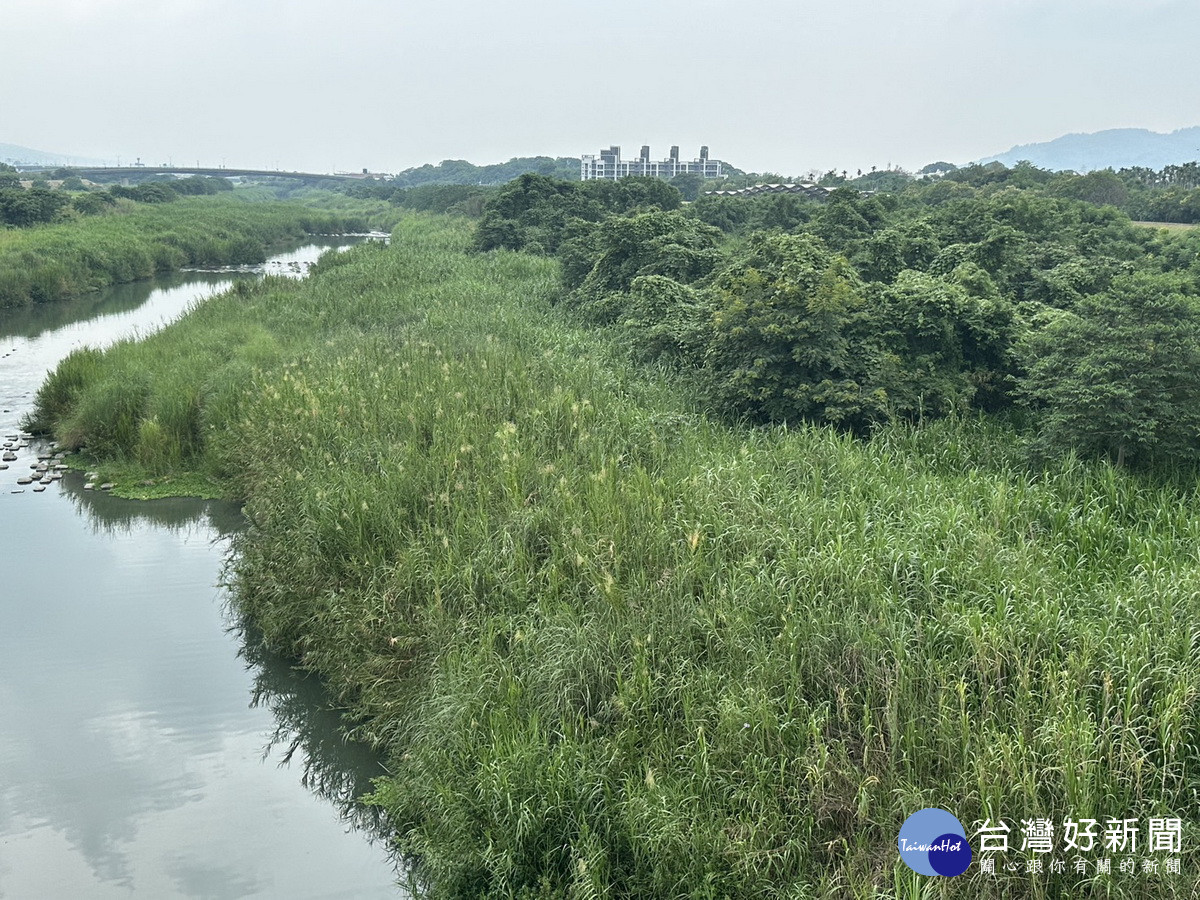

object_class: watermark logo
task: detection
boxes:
[899,808,973,877]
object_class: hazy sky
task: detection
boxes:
[3,0,1198,176]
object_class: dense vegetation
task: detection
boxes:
[700,158,1200,225]
[475,170,1200,468]
[387,155,582,187]
[0,162,238,227]
[840,160,1200,224]
[342,182,499,218]
[930,160,1200,224]
[29,199,1200,897]
[0,193,389,308]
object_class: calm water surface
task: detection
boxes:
[0,241,405,898]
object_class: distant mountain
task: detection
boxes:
[0,141,107,167]
[979,127,1200,173]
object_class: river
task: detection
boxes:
[0,239,406,898]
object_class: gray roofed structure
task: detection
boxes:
[704,183,835,198]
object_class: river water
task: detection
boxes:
[0,240,406,898]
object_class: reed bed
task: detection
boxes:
[32,214,1200,898]
[0,193,383,308]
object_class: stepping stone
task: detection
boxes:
[99,483,115,491]
[16,476,32,485]
[84,482,94,490]
[33,484,46,492]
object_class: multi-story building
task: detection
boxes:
[581,144,724,181]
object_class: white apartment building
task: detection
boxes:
[581,144,724,181]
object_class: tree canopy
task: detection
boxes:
[468,165,1200,467]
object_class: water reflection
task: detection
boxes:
[0,460,403,898]
[59,470,245,538]
[0,240,404,898]
[0,271,234,343]
[238,624,394,841]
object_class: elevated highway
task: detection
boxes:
[15,165,384,183]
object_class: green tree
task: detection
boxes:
[582,176,682,213]
[668,172,705,202]
[475,174,603,253]
[704,232,886,428]
[918,161,958,176]
[876,271,1017,417]
[0,163,20,190]
[71,191,116,216]
[1019,272,1200,467]
[130,182,177,203]
[807,189,884,255]
[619,275,711,366]
[567,211,721,323]
[0,186,69,226]
[1050,169,1129,208]
[852,219,938,283]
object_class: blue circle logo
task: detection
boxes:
[898,808,972,876]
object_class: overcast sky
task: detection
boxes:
[3,0,1197,176]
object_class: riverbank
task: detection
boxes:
[31,214,1200,897]
[0,192,396,308]
[0,241,409,896]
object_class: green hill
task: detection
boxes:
[391,155,581,186]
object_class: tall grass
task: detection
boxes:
[31,214,1200,898]
[0,193,394,308]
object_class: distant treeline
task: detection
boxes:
[0,163,234,228]
[341,182,498,218]
[342,155,751,205]
[389,155,581,187]
[687,159,1200,224]
[759,159,1200,224]
[476,170,1200,468]
[339,155,1200,225]
[939,159,1200,223]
